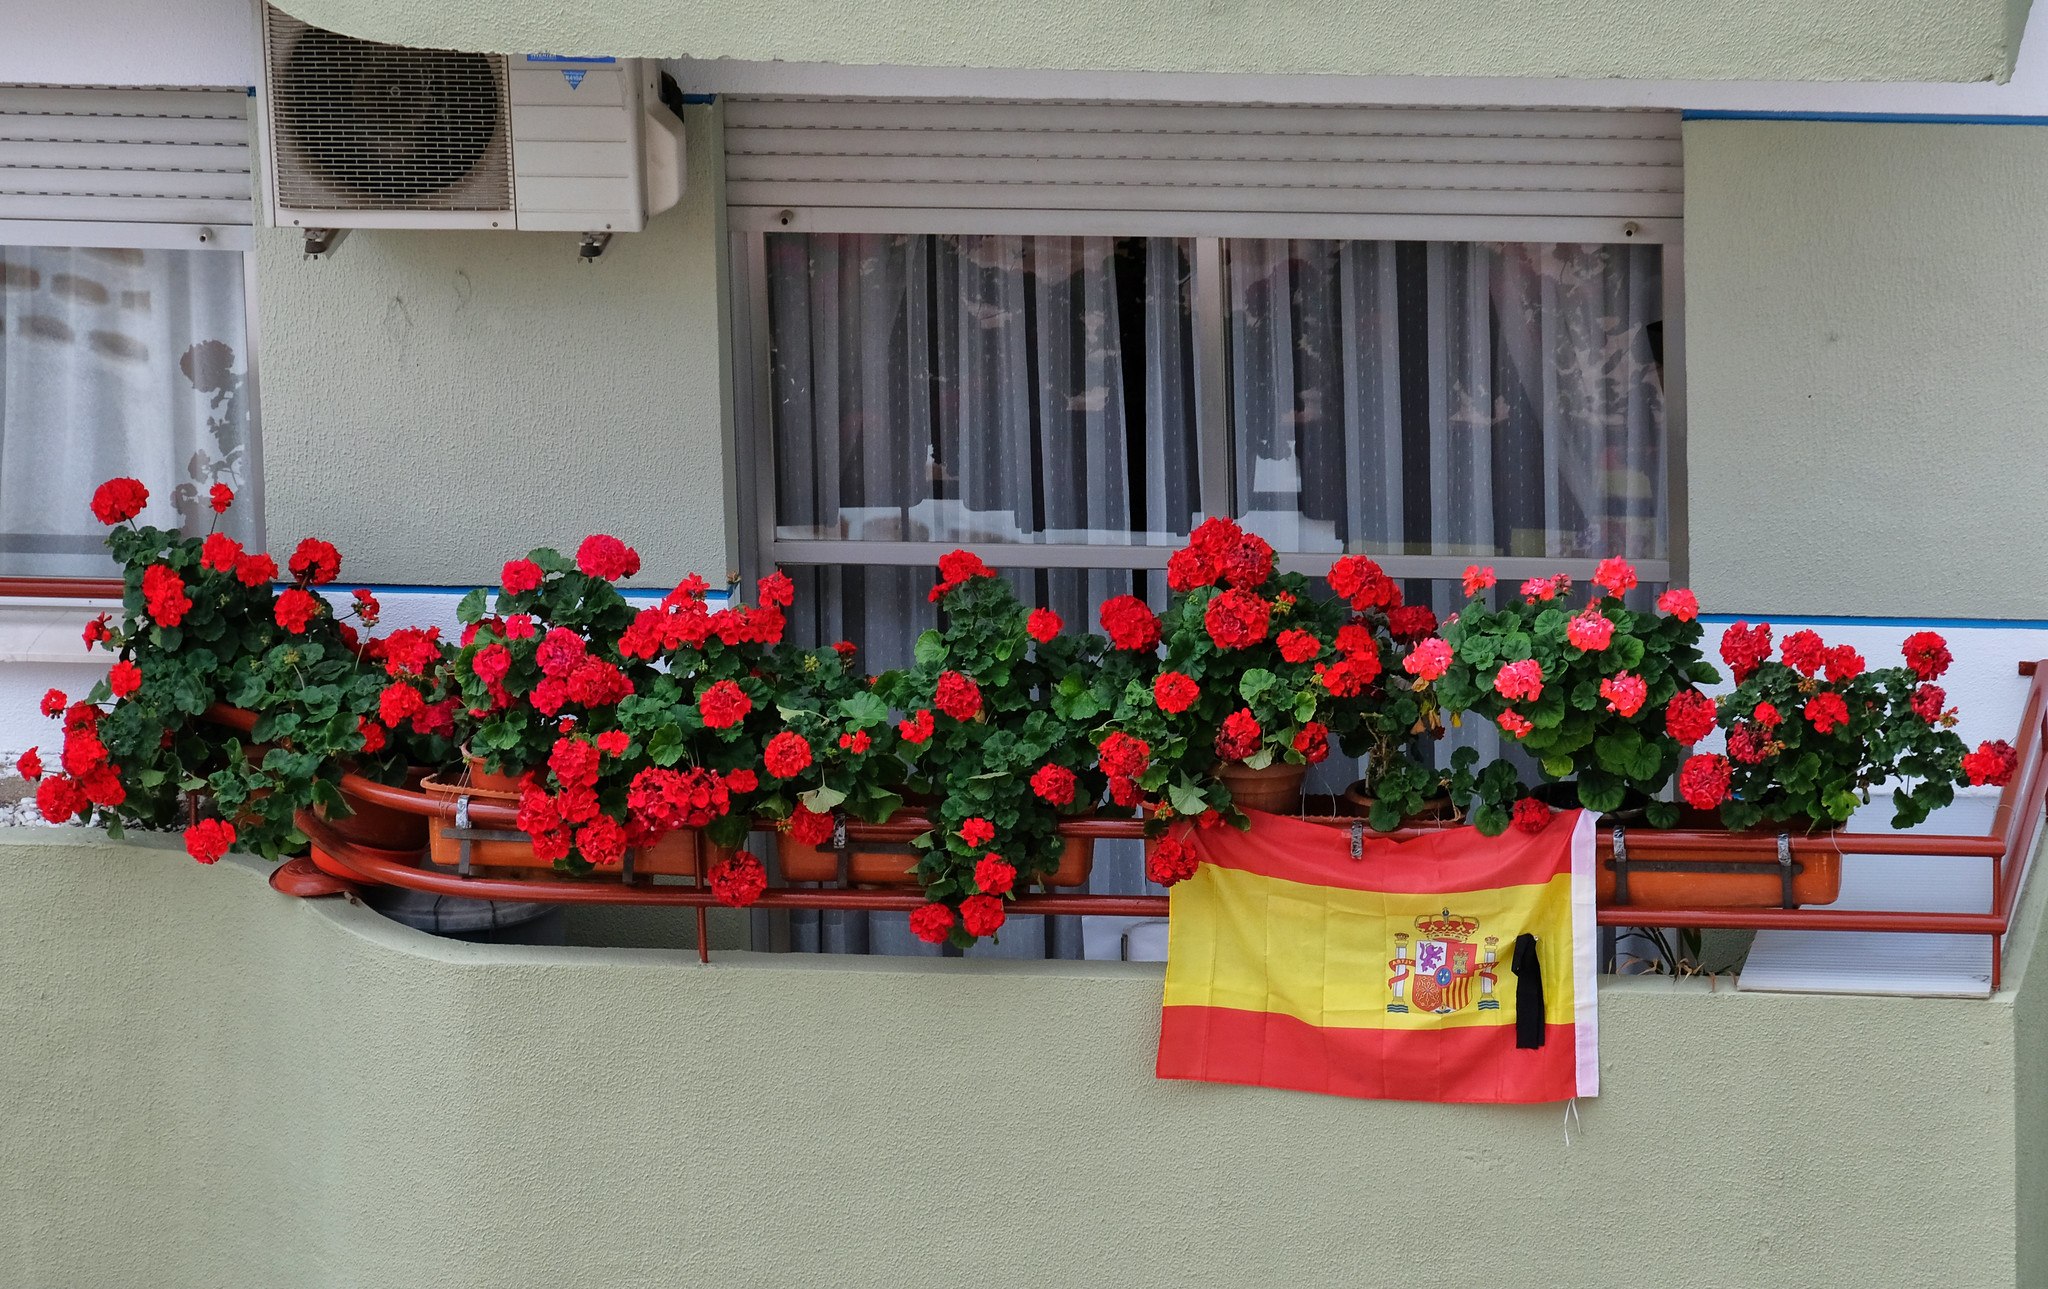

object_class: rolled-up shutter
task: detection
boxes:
[723,98,1680,237]
[0,85,254,229]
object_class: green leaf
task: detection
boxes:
[1540,755,1576,780]
[1238,668,1278,704]
[456,587,488,624]
[1167,780,1209,817]
[835,690,888,726]
[800,786,847,813]
[913,630,948,670]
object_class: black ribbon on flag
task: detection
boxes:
[1511,933,1545,1050]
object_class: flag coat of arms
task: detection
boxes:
[1156,807,1598,1104]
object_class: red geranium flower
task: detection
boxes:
[82,614,112,649]
[1720,621,1773,684]
[1276,629,1321,664]
[1656,588,1700,621]
[35,776,85,824]
[835,728,871,755]
[1215,708,1262,762]
[1512,797,1552,834]
[974,855,1016,896]
[764,731,813,778]
[1727,723,1769,765]
[934,670,983,721]
[108,661,141,698]
[1097,731,1151,779]
[1679,754,1732,810]
[1099,595,1161,652]
[909,902,956,944]
[89,477,148,525]
[274,587,320,635]
[535,627,587,677]
[1592,556,1638,599]
[1823,645,1865,683]
[1218,528,1275,590]
[1462,565,1496,598]
[1520,574,1569,602]
[141,565,191,627]
[1902,631,1953,681]
[1665,689,1717,745]
[929,549,994,602]
[1780,629,1826,676]
[596,730,629,757]
[699,679,752,730]
[724,768,758,795]
[1754,702,1782,727]
[1566,609,1615,652]
[1911,684,1948,723]
[1204,588,1271,651]
[1026,608,1062,643]
[379,681,424,727]
[575,534,640,581]
[235,552,277,588]
[1804,691,1851,735]
[39,688,66,717]
[1293,721,1329,764]
[958,817,996,848]
[1498,710,1534,739]
[1598,672,1647,718]
[200,531,242,573]
[1403,637,1451,682]
[1964,740,2019,788]
[1166,546,1217,592]
[959,893,1007,938]
[709,852,768,907]
[1387,604,1438,643]
[1030,763,1077,806]
[1329,554,1400,611]
[1146,836,1200,887]
[358,718,388,755]
[787,804,834,846]
[550,737,602,790]
[1495,659,1544,703]
[288,538,341,586]
[1153,671,1199,715]
[576,816,628,867]
[16,747,42,780]
[184,818,237,865]
[757,570,795,610]
[349,587,381,627]
[502,559,544,594]
[208,483,234,514]
[896,709,935,744]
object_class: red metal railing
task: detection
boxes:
[291,662,2048,983]
[0,577,123,600]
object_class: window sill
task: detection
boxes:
[0,601,119,666]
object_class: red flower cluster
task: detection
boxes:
[1031,763,1077,806]
[350,588,381,627]
[1097,732,1150,780]
[1964,740,2018,788]
[757,570,795,610]
[1462,565,1496,598]
[1512,797,1552,834]
[934,670,982,721]
[930,549,994,602]
[958,817,997,848]
[1656,588,1699,621]
[1780,629,1825,676]
[1495,659,1544,703]
[1386,604,1437,643]
[200,532,241,573]
[626,765,732,833]
[1170,518,1275,592]
[1145,836,1200,886]
[1720,621,1773,684]
[1293,720,1329,764]
[910,903,956,943]
[1276,629,1320,664]
[1498,711,1534,739]
[575,534,641,581]
[1823,645,1864,683]
[1566,609,1615,652]
[1726,722,1770,765]
[1215,708,1262,762]
[1598,672,1647,718]
[699,679,751,730]
[1153,671,1199,715]
[108,661,141,698]
[974,854,1016,896]
[1026,608,1062,643]
[788,803,834,846]
[1911,684,1949,724]
[1665,689,1717,745]
[1679,753,1732,810]
[141,565,191,627]
[358,718,387,755]
[1902,631,1953,681]
[15,747,41,780]
[1804,691,1851,735]
[764,731,813,778]
[837,728,871,754]
[208,483,234,514]
[709,852,768,907]
[1100,595,1161,652]
[503,558,544,594]
[90,477,148,525]
[274,587,320,635]
[183,819,237,865]
[896,708,935,744]
[39,689,66,717]
[1402,637,1451,683]
[288,538,341,586]
[1592,557,1637,599]
[1329,554,1401,612]
[234,552,277,588]
[82,614,112,649]
[1520,574,1569,602]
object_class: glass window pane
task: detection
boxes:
[0,245,258,577]
[766,232,1200,549]
[1225,238,1665,562]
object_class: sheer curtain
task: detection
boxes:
[0,245,257,575]
[767,232,1196,959]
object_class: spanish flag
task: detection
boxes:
[1156,808,1598,1103]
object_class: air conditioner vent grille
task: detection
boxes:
[265,9,511,213]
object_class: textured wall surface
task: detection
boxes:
[259,0,2027,83]
[1,829,2040,1289]
[257,104,732,588]
[1686,120,2048,620]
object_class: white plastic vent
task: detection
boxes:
[264,8,512,218]
[0,85,253,227]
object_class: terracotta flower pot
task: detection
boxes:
[460,752,525,796]
[1596,809,1840,909]
[1216,761,1309,814]
[421,775,724,878]
[779,824,1094,889]
[1338,783,1456,828]
[320,767,433,852]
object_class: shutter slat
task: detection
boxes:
[0,85,253,227]
[725,97,1681,230]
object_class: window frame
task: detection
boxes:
[0,218,263,594]
[729,212,1684,593]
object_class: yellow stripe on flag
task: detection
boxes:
[1163,864,1578,1032]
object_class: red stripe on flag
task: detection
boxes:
[1184,808,1579,896]
[1157,1005,1580,1104]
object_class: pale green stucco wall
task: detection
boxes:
[3,827,2042,1288]
[264,0,2029,84]
[257,103,733,588]
[1685,119,2048,619]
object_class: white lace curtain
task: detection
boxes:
[0,245,257,576]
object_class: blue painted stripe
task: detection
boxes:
[1697,613,2048,630]
[1683,109,2048,127]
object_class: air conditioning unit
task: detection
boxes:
[258,7,685,238]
